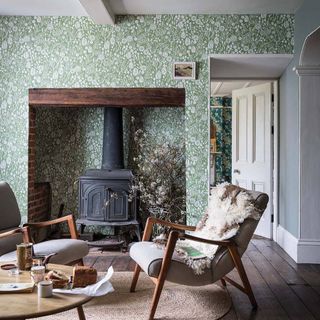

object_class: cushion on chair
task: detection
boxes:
[0,228,24,256]
[0,182,21,231]
[0,181,23,256]
[0,239,89,264]
[130,241,213,286]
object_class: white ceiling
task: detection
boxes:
[0,0,87,16]
[0,0,304,17]
[211,80,267,96]
[210,54,293,80]
[109,0,304,14]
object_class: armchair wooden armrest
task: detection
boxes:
[179,233,235,247]
[142,217,196,241]
[0,227,30,243]
[160,231,235,269]
[23,214,78,239]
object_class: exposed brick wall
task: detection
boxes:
[28,106,51,223]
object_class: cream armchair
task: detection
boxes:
[0,181,88,265]
[129,187,269,320]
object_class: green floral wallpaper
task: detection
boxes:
[210,97,232,184]
[0,14,294,225]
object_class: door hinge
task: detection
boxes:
[271,125,274,135]
[272,93,275,103]
[271,214,274,223]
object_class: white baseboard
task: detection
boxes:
[297,239,320,263]
[276,225,298,262]
[276,225,320,263]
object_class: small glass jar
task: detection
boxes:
[31,265,45,284]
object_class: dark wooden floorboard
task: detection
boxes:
[313,286,320,296]
[82,255,98,268]
[295,265,320,287]
[251,239,306,285]
[93,255,116,272]
[111,255,131,271]
[247,243,316,320]
[291,284,320,320]
[227,254,289,319]
[264,239,320,291]
[127,257,137,271]
[84,238,320,319]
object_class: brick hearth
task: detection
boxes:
[28,106,51,222]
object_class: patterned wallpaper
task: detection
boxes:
[210,97,232,184]
[0,14,294,225]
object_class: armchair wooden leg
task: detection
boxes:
[148,230,179,320]
[130,264,141,292]
[228,246,257,309]
[149,276,166,320]
[220,278,227,287]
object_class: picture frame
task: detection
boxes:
[173,62,196,80]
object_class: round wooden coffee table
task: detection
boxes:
[0,264,92,320]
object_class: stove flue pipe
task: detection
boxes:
[101,107,124,170]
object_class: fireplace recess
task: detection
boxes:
[28,88,185,240]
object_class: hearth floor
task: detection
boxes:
[83,237,320,320]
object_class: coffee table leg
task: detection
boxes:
[77,305,86,320]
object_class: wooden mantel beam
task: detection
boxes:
[29,88,185,108]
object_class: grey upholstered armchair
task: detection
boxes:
[129,186,269,320]
[0,181,89,265]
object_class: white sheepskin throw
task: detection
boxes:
[174,183,260,275]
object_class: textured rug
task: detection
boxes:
[35,272,231,320]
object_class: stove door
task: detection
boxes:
[105,188,129,221]
[80,182,107,221]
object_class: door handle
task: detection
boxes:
[233,169,240,174]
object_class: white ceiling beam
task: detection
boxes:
[213,82,223,95]
[79,0,115,25]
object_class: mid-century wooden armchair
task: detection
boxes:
[0,226,30,244]
[0,181,88,265]
[23,214,87,265]
[130,187,269,320]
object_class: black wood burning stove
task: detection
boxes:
[76,107,140,240]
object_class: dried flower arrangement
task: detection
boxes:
[129,117,186,235]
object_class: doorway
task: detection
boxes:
[208,54,293,240]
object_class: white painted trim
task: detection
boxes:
[297,239,320,263]
[297,67,302,240]
[208,54,294,59]
[277,225,320,263]
[207,57,212,194]
[209,54,294,81]
[79,0,115,25]
[277,225,298,262]
[209,54,280,240]
[272,81,279,242]
[295,67,320,75]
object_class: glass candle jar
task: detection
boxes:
[31,265,45,284]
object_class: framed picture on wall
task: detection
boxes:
[173,62,196,80]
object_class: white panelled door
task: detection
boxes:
[232,83,273,238]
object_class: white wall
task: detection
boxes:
[278,0,320,262]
